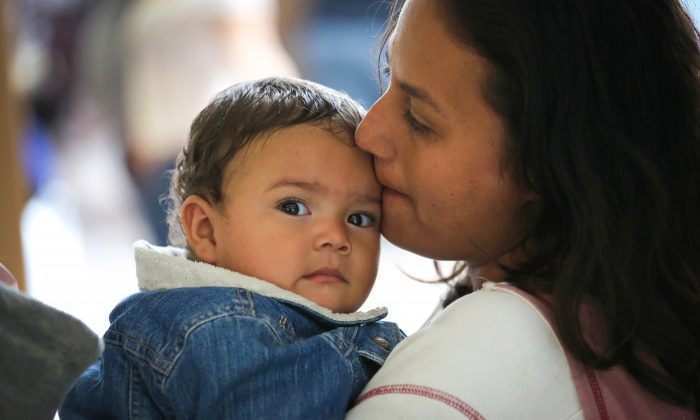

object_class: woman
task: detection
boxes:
[347,0,700,418]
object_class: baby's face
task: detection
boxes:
[210,124,382,313]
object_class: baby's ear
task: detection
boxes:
[181,195,218,264]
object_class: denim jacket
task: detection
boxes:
[59,241,404,420]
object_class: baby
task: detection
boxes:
[59,77,403,419]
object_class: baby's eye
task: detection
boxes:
[278,199,310,216]
[347,212,375,227]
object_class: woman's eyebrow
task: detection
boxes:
[386,38,445,117]
[396,80,445,117]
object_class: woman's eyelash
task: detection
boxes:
[379,65,430,135]
[402,109,431,134]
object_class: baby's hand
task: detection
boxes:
[0,262,19,290]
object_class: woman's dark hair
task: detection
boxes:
[380,0,700,412]
[165,76,366,247]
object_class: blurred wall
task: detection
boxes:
[0,0,27,290]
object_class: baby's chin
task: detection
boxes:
[302,293,364,314]
[296,288,370,314]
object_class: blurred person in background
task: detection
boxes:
[119,0,298,245]
[9,0,94,196]
[10,0,301,337]
[14,0,299,245]
[278,0,390,108]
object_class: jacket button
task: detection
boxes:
[372,336,391,350]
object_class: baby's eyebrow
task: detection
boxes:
[267,179,381,206]
[397,80,445,117]
[266,179,328,194]
[354,193,381,206]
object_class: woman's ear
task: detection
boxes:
[181,195,218,264]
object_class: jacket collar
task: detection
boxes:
[134,240,388,324]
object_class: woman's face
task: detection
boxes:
[356,0,533,268]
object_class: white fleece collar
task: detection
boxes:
[133,240,388,323]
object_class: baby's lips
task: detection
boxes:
[0,263,18,289]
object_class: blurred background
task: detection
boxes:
[1,0,451,337]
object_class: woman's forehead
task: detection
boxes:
[389,0,494,123]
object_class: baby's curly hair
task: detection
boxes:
[165,77,367,248]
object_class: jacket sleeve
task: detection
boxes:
[345,287,583,419]
[162,314,354,420]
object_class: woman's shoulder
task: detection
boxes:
[381,283,565,369]
[347,283,583,419]
[429,281,550,332]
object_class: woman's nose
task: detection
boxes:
[356,94,395,160]
[314,221,351,255]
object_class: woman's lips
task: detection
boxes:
[303,268,347,284]
[375,172,407,199]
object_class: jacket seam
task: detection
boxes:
[160,314,284,395]
[107,312,285,379]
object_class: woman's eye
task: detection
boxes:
[278,199,310,216]
[380,66,391,93]
[402,109,431,134]
[381,66,391,78]
[347,212,375,227]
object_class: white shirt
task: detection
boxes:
[346,282,583,419]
